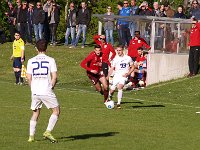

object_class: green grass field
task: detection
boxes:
[1,43,200,150]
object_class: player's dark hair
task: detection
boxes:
[137,47,143,50]
[118,1,123,7]
[135,31,140,35]
[116,45,123,49]
[36,39,47,52]
[94,44,101,49]
[15,31,21,35]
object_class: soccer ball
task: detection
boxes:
[106,100,115,109]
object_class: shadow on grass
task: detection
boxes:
[121,101,143,104]
[132,105,165,109]
[59,132,119,141]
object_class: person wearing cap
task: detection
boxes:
[187,19,200,77]
[104,6,114,46]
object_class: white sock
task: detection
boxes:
[46,114,58,132]
[30,120,37,136]
[117,89,123,105]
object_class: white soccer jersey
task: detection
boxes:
[112,55,133,76]
[27,54,57,95]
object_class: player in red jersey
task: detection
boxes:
[128,31,151,62]
[80,45,109,103]
[93,34,116,77]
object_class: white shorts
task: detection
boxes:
[111,74,127,90]
[31,92,59,110]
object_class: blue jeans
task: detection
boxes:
[74,24,87,46]
[105,29,114,45]
[33,23,44,42]
[129,22,137,38]
[65,27,76,45]
[27,23,33,43]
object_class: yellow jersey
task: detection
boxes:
[13,38,25,57]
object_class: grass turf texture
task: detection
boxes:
[1,43,200,150]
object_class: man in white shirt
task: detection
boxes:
[26,39,60,143]
[107,45,134,108]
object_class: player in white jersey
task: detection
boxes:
[26,39,60,143]
[107,45,134,108]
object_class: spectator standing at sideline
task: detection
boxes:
[116,1,123,46]
[117,0,131,47]
[104,6,115,46]
[43,0,52,42]
[187,19,200,77]
[70,1,91,48]
[5,2,16,41]
[93,34,116,77]
[107,45,134,109]
[129,0,138,38]
[26,39,60,143]
[27,3,34,44]
[13,0,22,32]
[189,0,200,20]
[174,5,187,19]
[135,1,152,16]
[33,2,45,42]
[10,31,25,85]
[48,2,60,46]
[64,2,77,46]
[80,45,109,104]
[19,1,28,43]
[164,2,175,18]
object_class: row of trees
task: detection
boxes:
[0,0,185,42]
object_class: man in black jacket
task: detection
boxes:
[64,2,76,46]
[33,2,45,42]
[69,1,91,48]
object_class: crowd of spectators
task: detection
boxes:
[2,0,200,47]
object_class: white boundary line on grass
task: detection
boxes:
[57,87,200,109]
[1,79,200,109]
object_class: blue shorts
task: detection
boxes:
[13,57,22,69]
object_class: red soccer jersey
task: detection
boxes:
[80,51,102,74]
[128,37,151,58]
[93,35,116,66]
[136,55,146,62]
[188,22,200,46]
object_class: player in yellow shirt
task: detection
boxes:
[10,31,25,85]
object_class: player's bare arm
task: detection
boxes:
[51,72,57,89]
[106,66,114,80]
[26,73,32,87]
[123,64,135,77]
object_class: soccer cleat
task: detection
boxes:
[43,131,58,143]
[117,104,121,109]
[28,135,35,142]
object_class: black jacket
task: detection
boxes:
[33,8,45,25]
[48,7,60,24]
[174,12,187,19]
[76,8,91,26]
[66,9,77,27]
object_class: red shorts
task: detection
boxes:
[87,72,104,85]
